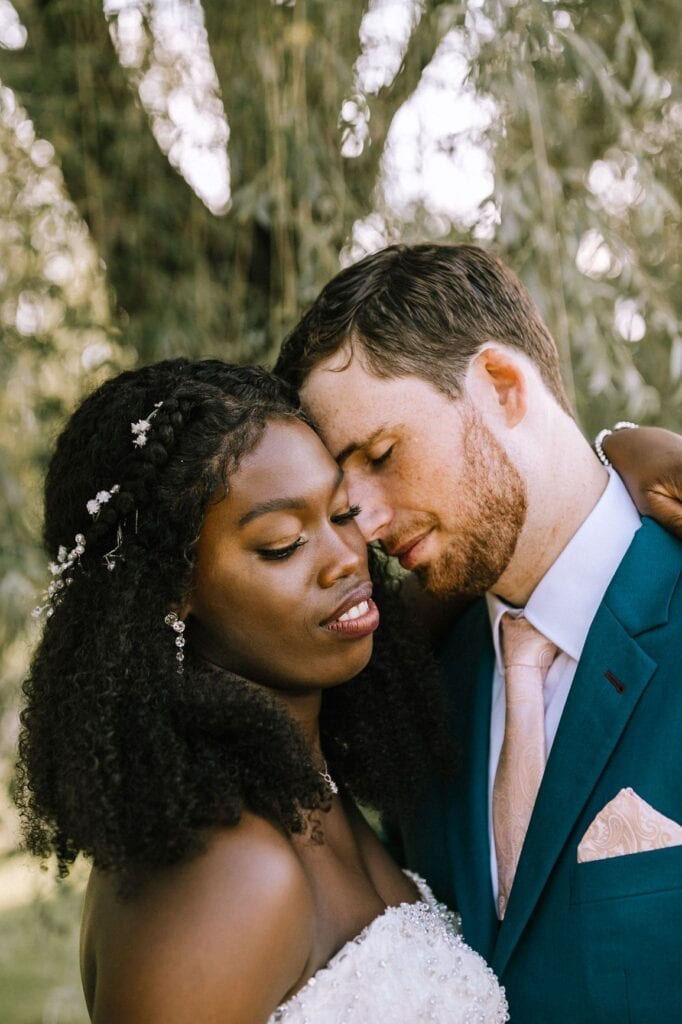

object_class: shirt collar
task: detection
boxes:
[487,470,642,672]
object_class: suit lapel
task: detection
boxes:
[492,609,656,973]
[440,601,498,959]
[492,519,678,975]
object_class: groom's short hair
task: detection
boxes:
[275,243,572,415]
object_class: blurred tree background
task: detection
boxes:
[0,0,680,1019]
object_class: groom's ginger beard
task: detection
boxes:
[397,409,527,599]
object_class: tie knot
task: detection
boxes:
[501,613,558,679]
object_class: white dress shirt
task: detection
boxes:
[485,470,642,906]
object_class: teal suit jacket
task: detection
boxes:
[401,519,682,1022]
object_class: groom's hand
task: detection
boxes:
[605,426,682,540]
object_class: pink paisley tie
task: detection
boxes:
[493,614,558,919]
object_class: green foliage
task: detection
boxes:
[0,82,128,740]
[472,0,682,433]
[0,0,679,915]
[0,2,679,1016]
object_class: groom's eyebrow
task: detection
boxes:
[335,425,390,466]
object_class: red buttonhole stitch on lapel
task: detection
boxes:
[605,671,625,694]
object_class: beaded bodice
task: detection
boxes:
[268,872,508,1023]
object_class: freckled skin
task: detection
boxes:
[301,353,527,599]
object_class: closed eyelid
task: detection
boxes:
[255,532,302,548]
[367,444,394,465]
[331,504,361,522]
[335,424,399,466]
[257,538,307,561]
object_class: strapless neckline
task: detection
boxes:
[268,870,508,1023]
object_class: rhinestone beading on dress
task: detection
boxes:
[268,872,508,1024]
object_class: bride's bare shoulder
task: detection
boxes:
[83,812,314,1023]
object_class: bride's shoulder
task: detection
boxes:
[193,811,315,907]
[86,811,315,930]
[84,813,315,1023]
[168,813,316,930]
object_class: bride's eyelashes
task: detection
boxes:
[258,539,307,561]
[331,504,361,524]
[257,505,362,561]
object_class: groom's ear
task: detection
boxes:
[468,346,528,428]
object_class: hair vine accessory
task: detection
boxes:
[86,484,120,517]
[131,401,164,448]
[103,525,124,572]
[32,533,86,619]
[33,401,168,624]
[164,611,186,672]
[85,482,124,571]
[33,473,131,618]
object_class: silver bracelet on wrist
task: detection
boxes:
[594,421,640,468]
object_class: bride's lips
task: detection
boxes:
[321,581,380,638]
[391,530,433,570]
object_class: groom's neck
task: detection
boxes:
[492,418,609,607]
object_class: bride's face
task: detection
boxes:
[186,418,380,690]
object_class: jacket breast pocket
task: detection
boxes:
[570,845,682,1024]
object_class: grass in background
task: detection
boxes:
[0,870,87,1024]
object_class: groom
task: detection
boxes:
[275,244,682,1023]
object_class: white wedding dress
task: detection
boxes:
[268,872,508,1023]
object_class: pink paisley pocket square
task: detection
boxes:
[577,787,682,863]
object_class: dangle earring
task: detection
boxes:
[164,612,186,672]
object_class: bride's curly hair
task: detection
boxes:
[15,358,450,880]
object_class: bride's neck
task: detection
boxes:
[278,688,323,758]
[197,650,325,760]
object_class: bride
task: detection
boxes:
[16,358,508,1023]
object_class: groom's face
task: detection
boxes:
[301,346,527,598]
